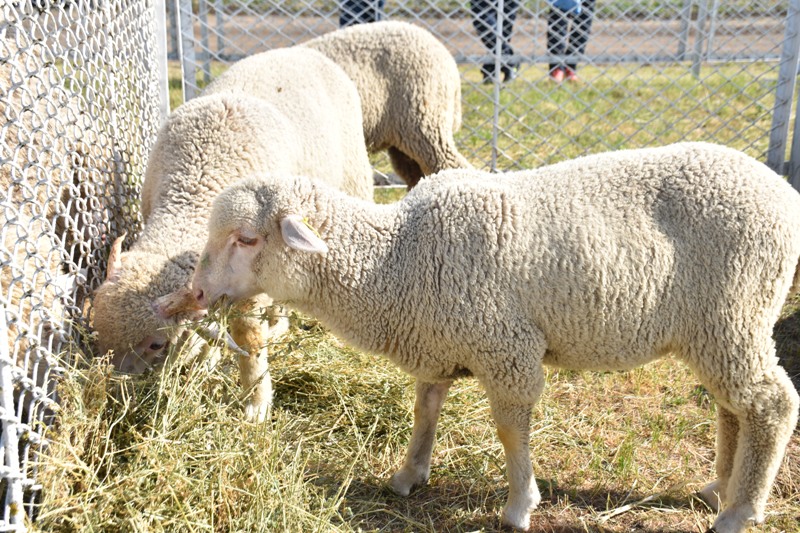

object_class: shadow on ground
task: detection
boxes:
[334,476,710,533]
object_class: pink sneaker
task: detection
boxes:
[549,68,565,83]
[565,68,579,82]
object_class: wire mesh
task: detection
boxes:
[175,0,799,181]
[0,1,166,528]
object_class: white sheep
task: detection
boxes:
[92,46,373,422]
[191,142,800,532]
[302,21,472,187]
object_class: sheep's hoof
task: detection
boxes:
[698,479,722,512]
[243,400,271,423]
[388,466,428,497]
[710,503,759,533]
[500,506,531,531]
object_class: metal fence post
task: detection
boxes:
[677,0,693,61]
[199,0,211,85]
[0,310,24,531]
[789,87,800,188]
[767,0,800,181]
[215,0,226,61]
[154,0,172,120]
[490,0,505,172]
[178,0,198,101]
[691,0,709,77]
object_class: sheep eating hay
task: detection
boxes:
[91,46,373,423]
[192,142,800,532]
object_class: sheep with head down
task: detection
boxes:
[91,46,373,422]
[192,142,800,532]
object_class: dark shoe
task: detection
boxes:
[502,65,519,83]
[481,64,496,84]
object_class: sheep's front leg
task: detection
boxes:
[230,299,273,423]
[490,397,540,531]
[389,379,452,495]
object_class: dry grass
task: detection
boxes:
[34,312,800,532]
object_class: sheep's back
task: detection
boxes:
[404,143,800,370]
[302,21,461,150]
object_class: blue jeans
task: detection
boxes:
[547,0,595,72]
[471,0,520,79]
[340,0,385,27]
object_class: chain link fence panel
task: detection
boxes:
[0,1,167,529]
[173,0,800,184]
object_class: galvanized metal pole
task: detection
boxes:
[691,0,709,78]
[677,0,693,61]
[767,0,800,181]
[215,0,226,60]
[154,0,171,119]
[789,86,800,188]
[199,0,211,85]
[491,0,505,172]
[0,310,24,531]
[178,0,197,101]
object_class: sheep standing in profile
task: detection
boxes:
[302,21,472,187]
[92,47,373,422]
[192,143,800,532]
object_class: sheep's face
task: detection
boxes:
[93,246,204,373]
[193,177,329,310]
[193,225,267,309]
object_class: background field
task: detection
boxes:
[34,64,800,532]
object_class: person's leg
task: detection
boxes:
[546,6,569,75]
[340,0,382,26]
[469,0,496,81]
[565,0,595,72]
[340,0,361,27]
[471,0,499,80]
[500,0,520,80]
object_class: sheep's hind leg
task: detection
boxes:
[699,406,739,512]
[710,367,799,533]
[490,397,541,531]
[387,147,424,189]
[389,379,452,495]
[230,299,273,423]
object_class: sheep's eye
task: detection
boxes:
[149,341,166,351]
[237,235,258,246]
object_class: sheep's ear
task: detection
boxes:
[106,233,127,282]
[280,215,328,254]
[153,287,203,320]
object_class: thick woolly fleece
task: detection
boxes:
[195,142,800,532]
[92,47,373,421]
[302,21,472,187]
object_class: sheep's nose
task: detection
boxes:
[194,288,207,309]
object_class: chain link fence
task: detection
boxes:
[0,0,799,529]
[0,1,167,528]
[172,0,800,184]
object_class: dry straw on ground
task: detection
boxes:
[34,297,799,532]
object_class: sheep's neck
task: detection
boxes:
[294,201,412,362]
